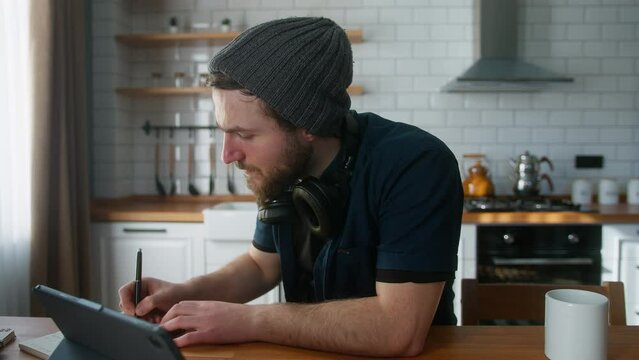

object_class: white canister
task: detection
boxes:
[571,178,592,205]
[628,178,639,205]
[598,178,619,205]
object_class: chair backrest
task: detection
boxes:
[461,279,626,325]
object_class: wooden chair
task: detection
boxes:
[461,279,626,325]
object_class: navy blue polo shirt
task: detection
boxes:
[252,112,463,325]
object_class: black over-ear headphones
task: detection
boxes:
[257,112,359,239]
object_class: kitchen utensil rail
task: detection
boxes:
[142,120,216,136]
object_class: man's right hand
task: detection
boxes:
[118,277,186,323]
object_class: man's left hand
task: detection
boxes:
[160,300,255,347]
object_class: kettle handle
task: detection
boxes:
[540,156,554,171]
[541,173,554,193]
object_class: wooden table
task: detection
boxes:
[1,317,638,359]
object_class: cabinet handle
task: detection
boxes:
[122,228,167,233]
[492,257,594,266]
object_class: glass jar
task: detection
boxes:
[174,72,185,87]
[198,73,210,87]
[150,72,162,87]
[598,178,619,205]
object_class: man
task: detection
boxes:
[119,17,462,357]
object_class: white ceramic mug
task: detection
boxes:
[545,289,608,360]
[571,178,592,205]
[628,178,639,205]
[598,178,619,205]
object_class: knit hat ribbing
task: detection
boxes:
[209,17,353,136]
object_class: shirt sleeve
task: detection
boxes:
[375,144,463,277]
[252,218,278,253]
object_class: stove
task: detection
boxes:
[464,197,581,212]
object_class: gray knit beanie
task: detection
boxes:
[209,17,353,136]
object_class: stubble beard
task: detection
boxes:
[239,133,312,207]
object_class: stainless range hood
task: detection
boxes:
[442,0,574,93]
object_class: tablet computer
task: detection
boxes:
[33,284,184,360]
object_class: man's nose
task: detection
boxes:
[221,133,244,164]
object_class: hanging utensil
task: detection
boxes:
[168,142,177,195]
[154,142,166,196]
[227,163,237,195]
[209,142,216,195]
[187,142,200,195]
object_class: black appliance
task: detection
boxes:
[475,224,602,325]
[477,224,602,285]
[464,196,581,212]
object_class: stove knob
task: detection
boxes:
[567,233,580,244]
[503,233,515,244]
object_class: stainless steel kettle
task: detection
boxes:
[509,151,554,196]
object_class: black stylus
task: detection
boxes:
[134,248,142,312]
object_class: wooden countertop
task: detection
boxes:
[91,196,639,224]
[91,195,255,222]
[2,317,638,359]
[462,204,639,224]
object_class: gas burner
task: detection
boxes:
[464,197,581,212]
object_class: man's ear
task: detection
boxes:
[300,129,315,142]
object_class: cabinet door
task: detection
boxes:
[93,222,203,310]
[620,241,639,325]
[454,224,477,324]
[204,238,280,304]
[602,224,639,326]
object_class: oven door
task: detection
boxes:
[477,225,602,285]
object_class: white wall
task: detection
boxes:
[91,0,639,198]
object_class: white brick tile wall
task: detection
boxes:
[498,128,532,143]
[515,111,549,127]
[92,0,639,197]
[567,58,600,74]
[620,41,639,56]
[600,128,634,143]
[618,76,639,91]
[602,93,634,109]
[602,58,634,74]
[447,110,480,126]
[583,110,617,126]
[463,94,498,109]
[412,76,449,91]
[498,94,532,109]
[617,111,639,125]
[603,24,634,40]
[584,41,618,57]
[532,128,565,143]
[481,111,515,126]
[550,111,582,126]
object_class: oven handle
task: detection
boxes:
[492,257,594,266]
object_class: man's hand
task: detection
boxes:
[160,301,255,347]
[118,277,187,323]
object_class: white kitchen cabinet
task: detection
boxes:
[93,220,281,309]
[202,202,281,305]
[204,236,281,305]
[602,224,639,325]
[454,224,477,324]
[92,222,205,310]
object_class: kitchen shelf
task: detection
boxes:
[116,85,365,96]
[115,28,363,47]
[141,120,216,136]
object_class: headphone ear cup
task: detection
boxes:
[292,177,341,239]
[258,193,295,224]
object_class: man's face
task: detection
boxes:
[213,88,312,205]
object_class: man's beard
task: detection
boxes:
[238,133,312,207]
